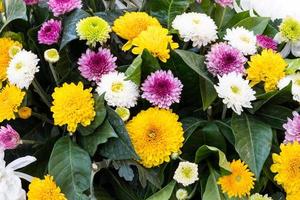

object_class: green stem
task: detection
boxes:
[217,7,227,28]
[20,140,43,145]
[49,63,59,86]
[32,79,51,107]
[221,104,227,120]
[207,106,213,121]
[31,112,53,125]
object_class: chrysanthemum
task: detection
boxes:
[282,112,300,143]
[173,161,199,186]
[126,108,184,168]
[249,193,273,200]
[27,175,66,200]
[51,82,95,133]
[131,26,178,62]
[76,16,111,47]
[96,72,139,108]
[215,0,233,7]
[38,19,62,45]
[0,125,20,150]
[214,72,256,115]
[247,49,287,92]
[278,73,300,102]
[205,42,247,77]
[141,70,183,108]
[172,12,218,48]
[44,48,60,63]
[78,48,117,82]
[256,34,277,50]
[48,0,82,17]
[0,85,25,122]
[176,189,188,200]
[218,160,255,198]
[23,0,39,6]
[286,191,300,200]
[7,50,40,89]
[224,27,257,55]
[112,12,161,51]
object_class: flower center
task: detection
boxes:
[15,62,23,70]
[240,35,250,43]
[111,82,124,93]
[235,175,242,182]
[231,85,240,94]
[182,167,192,179]
[295,79,300,86]
[192,18,200,25]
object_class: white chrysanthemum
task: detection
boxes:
[7,50,40,89]
[250,193,273,200]
[172,12,218,48]
[224,27,257,55]
[214,72,256,115]
[96,72,139,108]
[278,73,300,102]
[173,161,199,186]
[176,189,188,200]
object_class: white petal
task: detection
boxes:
[0,150,5,169]
[14,171,34,182]
[291,42,300,57]
[280,43,291,58]
[233,0,243,12]
[274,33,283,43]
[6,156,36,171]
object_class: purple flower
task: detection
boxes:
[283,111,300,143]
[48,0,82,17]
[256,34,277,50]
[0,125,20,150]
[214,0,233,7]
[38,19,62,45]
[78,48,117,82]
[23,0,39,5]
[205,42,247,77]
[141,70,183,108]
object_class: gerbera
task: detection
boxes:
[247,49,287,92]
[51,82,95,133]
[172,12,218,48]
[131,26,178,62]
[76,16,111,47]
[78,48,117,82]
[126,108,184,168]
[0,125,20,150]
[215,0,233,7]
[112,12,161,51]
[0,85,25,122]
[48,0,82,17]
[38,19,62,45]
[173,161,199,186]
[141,70,183,108]
[278,73,300,102]
[249,193,273,200]
[256,34,277,50]
[23,0,39,6]
[27,175,66,200]
[205,42,247,77]
[218,160,255,198]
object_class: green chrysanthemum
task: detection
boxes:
[250,193,273,200]
[280,17,300,42]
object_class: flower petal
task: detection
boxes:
[14,171,34,182]
[6,156,37,171]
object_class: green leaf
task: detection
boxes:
[285,58,300,75]
[199,76,217,110]
[202,168,225,200]
[125,54,142,85]
[112,161,135,182]
[234,17,270,34]
[231,113,273,178]
[223,11,250,29]
[146,181,176,200]
[94,186,114,200]
[214,120,235,145]
[48,136,91,200]
[95,10,124,24]
[141,49,160,76]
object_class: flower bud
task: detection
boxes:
[176,189,188,200]
[0,125,20,150]
[18,107,32,119]
[115,107,130,121]
[44,48,60,63]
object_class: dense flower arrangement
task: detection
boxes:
[1,0,300,199]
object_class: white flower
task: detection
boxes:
[176,189,188,200]
[278,73,300,102]
[172,12,218,48]
[224,27,257,55]
[44,48,60,63]
[7,50,40,89]
[214,72,256,115]
[96,72,139,108]
[173,161,199,186]
[250,193,273,200]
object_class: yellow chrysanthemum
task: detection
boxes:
[126,107,184,168]
[112,12,161,51]
[131,26,179,63]
[218,160,255,198]
[280,17,300,42]
[271,142,300,194]
[18,106,32,119]
[76,16,111,47]
[247,49,287,92]
[27,175,67,200]
[51,82,95,133]
[0,84,25,122]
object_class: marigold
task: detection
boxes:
[126,107,184,168]
[112,12,161,51]
[0,85,25,122]
[27,175,66,200]
[51,82,95,133]
[247,49,287,92]
[218,160,255,198]
[131,26,179,63]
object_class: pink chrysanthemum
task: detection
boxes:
[214,0,233,7]
[205,42,247,77]
[48,0,82,17]
[283,111,300,143]
[38,19,62,45]
[0,125,20,150]
[256,34,277,50]
[23,0,39,5]
[141,70,183,108]
[78,48,117,82]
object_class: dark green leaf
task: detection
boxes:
[234,17,270,34]
[141,49,160,76]
[214,120,235,145]
[146,181,176,200]
[125,54,142,85]
[95,10,124,24]
[202,168,225,200]
[199,76,217,110]
[112,160,135,182]
[223,11,250,29]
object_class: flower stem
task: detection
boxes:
[49,63,59,86]
[221,104,227,120]
[32,79,51,107]
[31,112,53,125]
[20,140,43,145]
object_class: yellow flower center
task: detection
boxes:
[240,35,250,43]
[192,18,200,24]
[182,167,193,179]
[15,62,23,70]
[295,79,300,86]
[235,175,242,182]
[231,85,240,94]
[111,82,124,92]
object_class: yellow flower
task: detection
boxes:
[18,107,32,119]
[280,17,300,42]
[271,142,300,194]
[27,175,67,200]
[126,107,184,168]
[286,192,300,200]
[218,160,255,198]
[247,49,287,92]
[0,1,3,13]
[0,84,25,122]
[112,12,161,51]
[131,26,179,63]
[51,82,95,133]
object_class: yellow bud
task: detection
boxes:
[44,48,60,63]
[115,107,130,121]
[8,45,22,58]
[18,107,32,119]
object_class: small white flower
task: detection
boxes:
[278,73,300,102]
[96,72,139,108]
[250,193,273,200]
[176,189,188,200]
[172,12,218,48]
[173,161,199,186]
[44,48,60,63]
[214,72,256,115]
[224,27,257,55]
[7,50,40,89]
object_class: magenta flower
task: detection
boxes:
[0,125,20,150]
[48,0,82,17]
[205,42,247,77]
[283,111,300,143]
[214,0,233,7]
[23,0,39,5]
[256,34,277,50]
[141,70,183,108]
[38,19,62,45]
